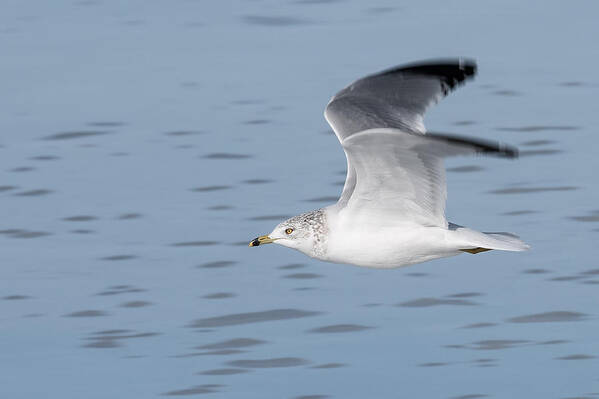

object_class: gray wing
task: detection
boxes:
[340,129,517,227]
[325,59,477,207]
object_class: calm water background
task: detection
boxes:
[2,1,598,398]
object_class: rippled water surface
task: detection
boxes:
[2,1,599,398]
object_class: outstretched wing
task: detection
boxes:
[325,59,477,208]
[340,129,517,227]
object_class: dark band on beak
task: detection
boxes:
[248,235,275,247]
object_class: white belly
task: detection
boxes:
[323,223,461,268]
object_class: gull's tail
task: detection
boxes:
[449,223,530,253]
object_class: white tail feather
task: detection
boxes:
[450,225,530,252]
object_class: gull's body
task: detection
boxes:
[250,59,529,268]
[324,211,459,268]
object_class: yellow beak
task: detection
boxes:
[249,235,276,247]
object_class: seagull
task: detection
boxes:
[249,59,529,268]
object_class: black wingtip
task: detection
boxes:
[428,132,519,159]
[498,143,519,159]
[380,58,477,90]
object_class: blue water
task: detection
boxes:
[2,1,598,398]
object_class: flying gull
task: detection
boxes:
[249,59,529,268]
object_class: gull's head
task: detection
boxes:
[248,209,328,258]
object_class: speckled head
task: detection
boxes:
[249,209,328,258]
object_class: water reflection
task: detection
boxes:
[162,384,224,396]
[397,297,479,307]
[242,15,311,26]
[506,311,587,323]
[84,330,160,349]
[198,368,249,375]
[14,189,53,196]
[188,309,322,328]
[42,131,109,140]
[495,125,580,132]
[201,153,251,159]
[227,357,309,368]
[307,324,372,333]
[488,186,577,194]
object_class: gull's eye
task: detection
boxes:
[285,228,294,235]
